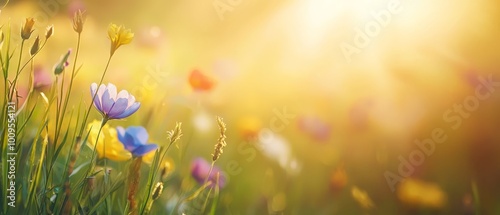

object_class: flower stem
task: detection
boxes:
[128,157,143,215]
[203,161,216,186]
[77,54,113,139]
[76,43,113,206]
[78,117,108,203]
[54,33,81,148]
[8,40,24,102]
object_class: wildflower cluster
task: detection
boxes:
[0,6,229,215]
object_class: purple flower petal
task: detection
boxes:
[90,83,139,120]
[114,102,140,119]
[90,83,102,110]
[191,158,210,183]
[107,98,129,118]
[116,90,129,100]
[93,96,103,113]
[101,90,115,114]
[190,157,226,188]
[131,144,158,157]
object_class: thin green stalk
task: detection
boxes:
[1,24,11,215]
[5,36,47,107]
[201,186,214,214]
[14,57,35,117]
[203,162,215,186]
[26,132,49,215]
[139,137,177,214]
[208,174,220,215]
[472,180,480,215]
[89,117,108,174]
[54,33,81,152]
[8,39,24,101]
[76,117,108,203]
[75,53,114,203]
[77,54,112,137]
[16,39,47,77]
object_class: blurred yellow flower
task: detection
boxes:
[397,178,447,208]
[87,120,132,161]
[142,152,175,178]
[21,17,35,40]
[351,186,374,209]
[237,116,262,139]
[142,150,157,164]
[108,23,134,56]
[160,158,175,179]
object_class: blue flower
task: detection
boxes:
[117,126,158,157]
[90,83,140,119]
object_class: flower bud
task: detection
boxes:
[152,182,164,200]
[53,49,71,75]
[21,18,35,40]
[30,36,40,56]
[45,25,54,39]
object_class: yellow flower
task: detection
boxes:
[397,178,447,208]
[159,158,175,179]
[142,150,157,164]
[87,120,132,161]
[108,23,134,56]
[142,153,175,179]
[21,18,35,40]
[237,116,261,139]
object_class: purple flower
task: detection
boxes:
[117,126,158,157]
[190,157,226,188]
[90,83,140,119]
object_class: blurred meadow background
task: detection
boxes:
[2,0,500,214]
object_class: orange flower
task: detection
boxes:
[330,165,348,191]
[189,69,215,91]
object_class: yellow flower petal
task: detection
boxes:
[142,150,157,164]
[87,120,132,161]
[108,23,134,56]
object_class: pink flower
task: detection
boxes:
[33,65,52,92]
[190,157,226,188]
